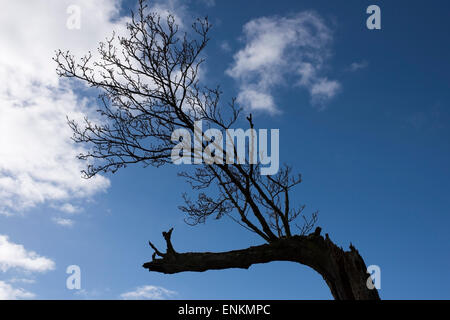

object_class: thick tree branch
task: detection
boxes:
[144,227,380,300]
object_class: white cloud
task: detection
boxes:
[0,89,111,214]
[227,12,340,112]
[0,281,35,300]
[0,235,55,273]
[0,235,54,299]
[120,285,177,300]
[148,0,186,26]
[74,288,104,298]
[8,278,36,284]
[0,0,193,216]
[57,203,82,214]
[52,217,75,227]
[237,89,277,113]
[348,60,368,72]
[0,0,137,214]
[220,41,231,52]
[310,78,341,105]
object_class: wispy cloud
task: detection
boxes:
[57,203,82,214]
[74,288,106,299]
[0,281,35,300]
[404,104,448,130]
[220,40,232,52]
[8,278,36,285]
[0,235,55,273]
[0,235,55,299]
[120,285,177,300]
[348,60,368,72]
[147,0,188,26]
[227,12,340,113]
[52,217,75,227]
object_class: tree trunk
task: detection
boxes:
[143,227,380,300]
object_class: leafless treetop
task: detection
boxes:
[54,0,317,242]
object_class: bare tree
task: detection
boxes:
[54,0,379,300]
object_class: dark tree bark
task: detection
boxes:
[144,227,380,300]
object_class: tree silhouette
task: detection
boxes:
[54,0,380,300]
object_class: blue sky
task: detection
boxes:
[0,0,449,299]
